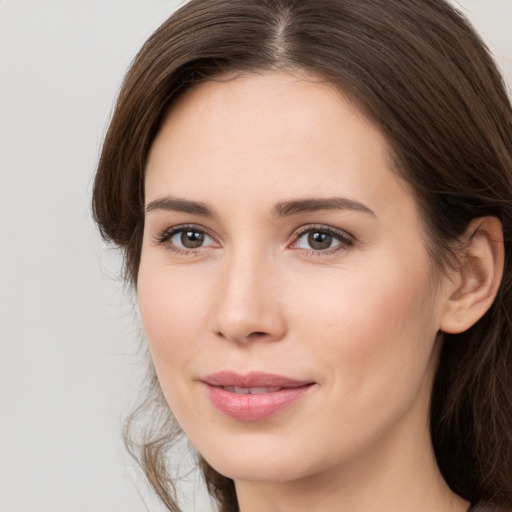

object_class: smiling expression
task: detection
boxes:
[137,71,453,485]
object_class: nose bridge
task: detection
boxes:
[213,241,285,343]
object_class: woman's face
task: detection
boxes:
[138,72,453,484]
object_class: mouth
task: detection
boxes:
[201,370,313,389]
[220,386,284,394]
[201,371,316,421]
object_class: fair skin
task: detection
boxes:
[138,71,502,512]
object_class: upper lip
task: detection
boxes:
[201,371,314,388]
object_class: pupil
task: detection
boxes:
[308,231,332,250]
[181,230,204,248]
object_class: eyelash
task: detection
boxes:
[154,224,355,256]
[154,224,218,255]
[291,225,354,255]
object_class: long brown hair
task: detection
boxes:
[92,1,512,510]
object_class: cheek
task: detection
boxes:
[137,261,212,374]
[277,260,441,463]
[137,265,214,428]
[287,253,439,391]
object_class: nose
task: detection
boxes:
[212,249,287,344]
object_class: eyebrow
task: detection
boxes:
[145,197,214,217]
[272,197,376,217]
[145,195,376,218]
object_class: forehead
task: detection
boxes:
[155,71,374,159]
[145,71,416,221]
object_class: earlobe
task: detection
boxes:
[440,216,504,334]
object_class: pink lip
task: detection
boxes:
[201,371,315,421]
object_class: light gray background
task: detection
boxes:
[1,1,511,511]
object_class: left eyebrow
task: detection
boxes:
[272,197,376,218]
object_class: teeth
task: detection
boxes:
[222,386,282,394]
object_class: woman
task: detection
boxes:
[92,0,512,511]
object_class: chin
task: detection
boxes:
[190,430,326,484]
[206,455,313,484]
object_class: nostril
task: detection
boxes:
[250,331,268,337]
[216,330,270,342]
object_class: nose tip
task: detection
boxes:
[215,302,286,344]
[212,258,286,344]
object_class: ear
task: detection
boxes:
[440,216,504,334]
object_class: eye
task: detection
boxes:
[155,225,218,252]
[173,229,209,249]
[292,226,354,253]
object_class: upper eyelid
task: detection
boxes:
[292,224,354,240]
[154,225,220,257]
[153,224,219,248]
[286,226,354,257]
[158,223,214,238]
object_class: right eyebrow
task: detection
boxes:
[145,197,214,217]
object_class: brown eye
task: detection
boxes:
[160,227,216,252]
[308,231,333,250]
[180,230,205,248]
[293,226,353,253]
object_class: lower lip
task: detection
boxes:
[204,384,314,421]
